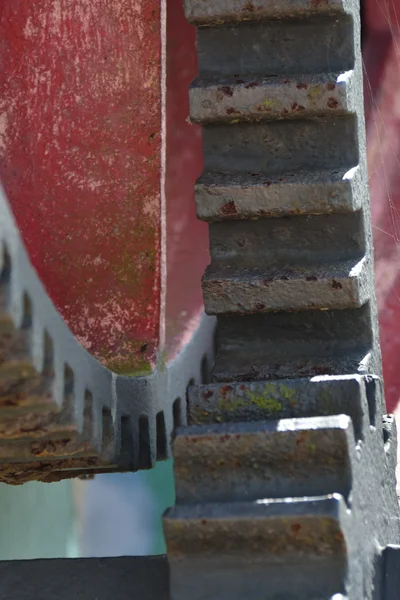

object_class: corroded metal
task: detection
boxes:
[0,184,214,483]
[163,0,400,598]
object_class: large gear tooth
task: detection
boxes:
[173,415,354,504]
[165,494,349,600]
[190,72,353,125]
[203,258,369,314]
[165,494,348,557]
[184,0,352,24]
[187,374,377,438]
[195,168,363,221]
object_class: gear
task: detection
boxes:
[163,0,400,598]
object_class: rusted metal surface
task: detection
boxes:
[164,0,400,598]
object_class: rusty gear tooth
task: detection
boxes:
[173,415,354,504]
[164,0,400,598]
[195,167,363,221]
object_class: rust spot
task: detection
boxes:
[226,107,240,115]
[331,280,343,289]
[221,385,233,396]
[313,364,333,375]
[264,181,272,186]
[255,303,266,310]
[296,431,307,446]
[236,434,241,439]
[291,523,302,534]
[282,79,290,84]
[31,438,72,456]
[245,81,259,89]
[296,83,308,90]
[263,278,274,284]
[220,86,233,97]
[306,276,318,281]
[282,108,289,114]
[204,390,213,399]
[240,384,246,391]
[201,519,207,525]
[280,276,289,281]
[221,434,231,442]
[327,97,339,109]
[327,82,335,90]
[234,459,242,468]
[242,0,255,11]
[292,102,305,112]
[220,201,237,216]
[310,0,329,6]
[236,79,245,84]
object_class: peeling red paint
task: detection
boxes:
[0,1,162,374]
[0,0,208,373]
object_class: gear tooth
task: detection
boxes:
[190,73,352,125]
[187,375,369,438]
[184,0,352,24]
[195,168,362,222]
[165,495,349,599]
[203,259,369,314]
[174,415,354,504]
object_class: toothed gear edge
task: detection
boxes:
[0,184,215,483]
[163,0,400,599]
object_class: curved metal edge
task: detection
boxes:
[0,183,215,481]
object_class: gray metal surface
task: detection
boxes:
[163,0,400,598]
[0,185,215,482]
[0,556,168,600]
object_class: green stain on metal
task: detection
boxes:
[307,85,323,103]
[263,98,280,110]
[217,383,298,414]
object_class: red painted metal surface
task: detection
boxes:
[0,1,208,374]
[364,0,400,412]
[165,0,209,361]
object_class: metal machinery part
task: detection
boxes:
[1,1,400,600]
[162,0,400,598]
[0,185,215,483]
